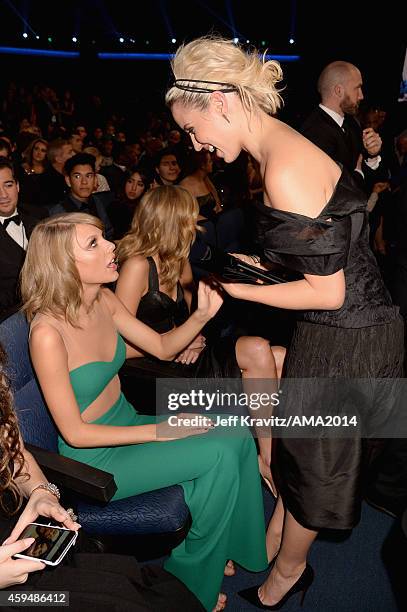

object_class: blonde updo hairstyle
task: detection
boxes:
[117,185,199,291]
[166,36,284,116]
[21,212,104,327]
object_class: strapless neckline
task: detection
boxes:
[69,333,124,376]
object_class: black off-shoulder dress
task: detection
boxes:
[255,168,404,530]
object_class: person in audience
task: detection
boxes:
[99,139,126,194]
[116,184,284,379]
[0,138,12,159]
[49,153,114,240]
[180,150,222,221]
[116,181,283,365]
[108,166,148,239]
[0,342,206,611]
[166,36,404,609]
[69,132,83,154]
[21,212,269,611]
[153,148,181,187]
[40,138,74,209]
[21,139,48,176]
[0,158,37,320]
[83,146,111,192]
[300,61,383,193]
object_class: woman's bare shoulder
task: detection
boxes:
[29,319,66,356]
[120,254,149,271]
[264,146,341,218]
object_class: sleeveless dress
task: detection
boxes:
[132,257,241,378]
[31,302,267,611]
[197,193,218,221]
[255,167,404,530]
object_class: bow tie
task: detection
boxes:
[2,214,21,229]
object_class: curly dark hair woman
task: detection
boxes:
[0,343,27,516]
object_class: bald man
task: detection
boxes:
[301,61,383,192]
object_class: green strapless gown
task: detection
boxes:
[58,334,268,610]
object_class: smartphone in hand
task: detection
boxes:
[13,523,78,566]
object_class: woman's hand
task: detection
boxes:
[156,414,215,441]
[175,334,206,364]
[0,539,45,589]
[230,253,268,270]
[258,454,277,498]
[196,280,223,320]
[175,348,201,365]
[215,281,247,300]
[4,490,81,546]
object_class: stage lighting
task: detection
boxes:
[171,38,176,43]
[233,37,239,44]
[23,33,28,39]
[289,38,295,44]
[47,37,52,43]
[36,35,39,40]
[72,37,77,43]
[119,37,124,43]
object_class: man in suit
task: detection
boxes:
[301,61,383,192]
[49,152,114,240]
[40,138,74,210]
[0,157,37,320]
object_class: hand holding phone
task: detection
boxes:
[0,538,45,589]
[13,523,78,566]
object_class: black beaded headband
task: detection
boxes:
[173,79,238,94]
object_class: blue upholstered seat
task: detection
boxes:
[0,312,189,537]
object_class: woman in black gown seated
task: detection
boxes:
[115,184,285,494]
[165,36,404,609]
[0,343,203,611]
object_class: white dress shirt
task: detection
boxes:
[0,211,28,250]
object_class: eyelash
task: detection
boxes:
[90,239,97,248]
[186,128,195,135]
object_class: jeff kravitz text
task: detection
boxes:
[167,415,358,427]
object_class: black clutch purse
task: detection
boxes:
[198,247,301,285]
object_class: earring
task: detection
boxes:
[222,114,231,124]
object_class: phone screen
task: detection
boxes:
[18,524,76,563]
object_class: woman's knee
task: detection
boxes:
[236,336,274,371]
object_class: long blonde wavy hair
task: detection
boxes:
[117,185,199,291]
[0,344,27,515]
[166,36,284,116]
[21,213,104,327]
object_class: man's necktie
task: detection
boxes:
[2,214,21,229]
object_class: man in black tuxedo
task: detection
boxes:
[301,61,383,193]
[49,153,114,240]
[0,157,37,320]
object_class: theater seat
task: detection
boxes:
[0,312,190,558]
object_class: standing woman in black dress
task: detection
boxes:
[165,36,404,609]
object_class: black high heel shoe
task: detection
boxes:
[238,564,314,610]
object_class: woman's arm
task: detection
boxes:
[105,283,222,361]
[30,325,157,448]
[115,256,148,316]
[4,442,81,543]
[115,257,149,358]
[219,271,345,310]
